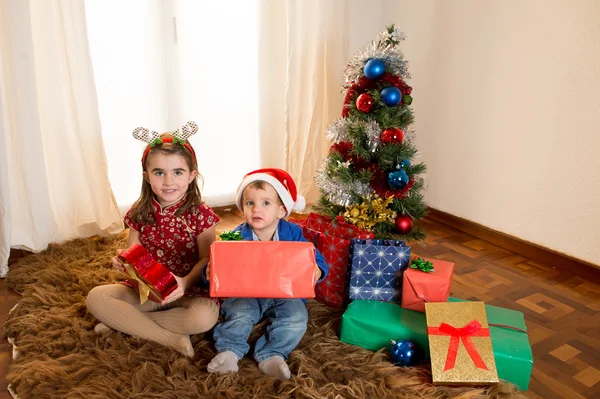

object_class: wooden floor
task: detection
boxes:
[1,208,599,399]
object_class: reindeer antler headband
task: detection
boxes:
[133,121,198,165]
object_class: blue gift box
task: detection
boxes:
[348,239,411,301]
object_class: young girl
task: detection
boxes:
[86,121,219,358]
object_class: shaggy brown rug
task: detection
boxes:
[3,233,527,399]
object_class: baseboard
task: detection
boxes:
[8,249,31,263]
[426,207,600,281]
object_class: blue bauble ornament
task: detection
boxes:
[364,58,386,79]
[400,158,411,169]
[390,340,420,367]
[388,169,409,190]
[381,86,402,107]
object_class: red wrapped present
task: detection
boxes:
[401,257,454,313]
[209,241,317,298]
[293,213,374,308]
[303,213,371,241]
[316,234,351,307]
[288,217,320,247]
[119,243,178,304]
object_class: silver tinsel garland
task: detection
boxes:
[362,119,381,151]
[343,25,410,90]
[326,118,381,151]
[315,163,371,207]
[403,126,416,145]
[325,118,350,143]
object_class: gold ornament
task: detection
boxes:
[342,195,397,231]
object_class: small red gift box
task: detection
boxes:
[401,257,454,313]
[119,243,178,304]
[209,241,317,298]
[291,213,374,308]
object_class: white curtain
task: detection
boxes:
[285,0,349,205]
[258,0,350,206]
[86,0,351,213]
[0,0,122,276]
[85,0,261,212]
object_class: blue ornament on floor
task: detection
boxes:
[388,169,409,190]
[381,86,402,107]
[400,158,411,169]
[390,339,420,367]
[364,58,386,79]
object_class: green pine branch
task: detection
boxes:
[374,105,414,129]
[393,192,428,220]
[407,162,427,176]
[375,143,418,170]
[371,222,426,242]
[313,196,345,219]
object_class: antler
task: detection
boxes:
[132,127,160,143]
[172,121,198,141]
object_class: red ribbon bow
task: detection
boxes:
[427,320,490,372]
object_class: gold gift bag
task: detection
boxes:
[425,302,499,385]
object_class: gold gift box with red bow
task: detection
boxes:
[425,301,499,386]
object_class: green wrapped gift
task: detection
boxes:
[448,298,533,390]
[339,298,533,390]
[340,300,430,355]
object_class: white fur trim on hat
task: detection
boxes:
[236,170,305,217]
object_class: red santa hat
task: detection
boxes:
[236,168,306,217]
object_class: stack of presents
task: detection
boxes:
[202,213,533,389]
[289,213,533,390]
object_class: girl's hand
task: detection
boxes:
[314,265,322,283]
[111,249,126,273]
[161,274,188,305]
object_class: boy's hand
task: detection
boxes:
[111,249,126,273]
[314,265,322,283]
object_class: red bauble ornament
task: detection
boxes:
[356,93,374,113]
[404,86,412,95]
[395,214,413,234]
[381,128,404,144]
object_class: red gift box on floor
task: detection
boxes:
[209,241,317,298]
[119,243,178,304]
[401,257,454,313]
[290,213,374,308]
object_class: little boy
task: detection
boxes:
[206,168,328,380]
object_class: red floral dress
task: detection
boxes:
[124,196,220,300]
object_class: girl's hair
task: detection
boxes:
[129,133,202,224]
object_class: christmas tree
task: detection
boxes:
[314,25,427,241]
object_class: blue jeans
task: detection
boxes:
[213,298,308,362]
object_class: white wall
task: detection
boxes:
[385,0,600,265]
